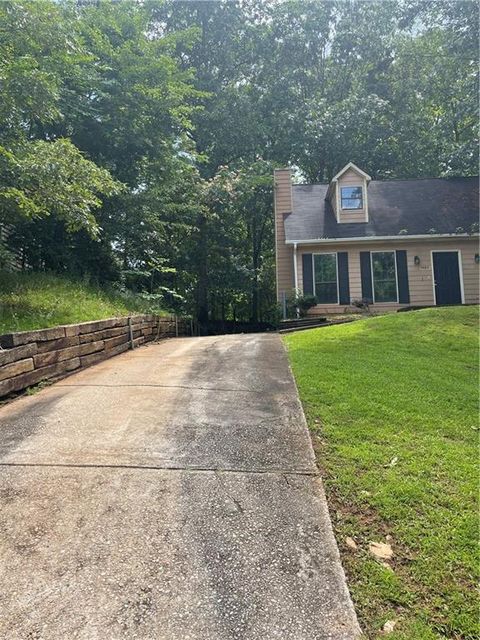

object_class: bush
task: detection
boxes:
[287,293,318,318]
[351,298,371,312]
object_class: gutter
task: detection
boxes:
[285,233,479,245]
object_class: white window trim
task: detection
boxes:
[312,252,339,304]
[331,162,372,182]
[430,250,465,305]
[370,250,399,304]
[364,179,369,222]
[340,185,364,210]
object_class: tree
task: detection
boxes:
[201,161,275,323]
[1,0,204,306]
[0,1,121,250]
[0,139,121,236]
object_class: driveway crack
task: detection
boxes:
[214,470,245,513]
[55,383,264,394]
[0,461,319,476]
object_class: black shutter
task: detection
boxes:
[396,250,410,304]
[302,254,313,295]
[360,251,373,302]
[337,252,350,305]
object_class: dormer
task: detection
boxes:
[326,162,371,223]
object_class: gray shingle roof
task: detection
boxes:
[284,176,479,242]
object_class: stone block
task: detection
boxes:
[63,324,81,337]
[109,342,130,357]
[77,318,128,335]
[0,357,80,397]
[0,326,66,348]
[79,326,128,344]
[80,342,128,368]
[131,322,150,332]
[104,334,129,350]
[33,340,104,368]
[0,358,34,382]
[129,315,149,324]
[0,343,37,367]
[78,340,105,356]
[37,336,80,354]
[34,345,80,368]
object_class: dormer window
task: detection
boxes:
[327,163,371,223]
[341,186,363,210]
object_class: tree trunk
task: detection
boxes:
[251,270,259,323]
[250,220,259,323]
[196,213,209,324]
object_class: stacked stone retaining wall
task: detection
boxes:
[0,315,188,398]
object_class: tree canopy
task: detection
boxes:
[1,0,477,322]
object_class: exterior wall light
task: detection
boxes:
[475,254,479,264]
[414,256,421,265]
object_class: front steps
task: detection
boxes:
[278,316,358,333]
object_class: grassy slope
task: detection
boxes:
[284,307,479,639]
[0,271,154,334]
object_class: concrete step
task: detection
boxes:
[279,316,327,330]
[278,318,357,333]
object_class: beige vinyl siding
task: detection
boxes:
[296,237,479,313]
[337,169,368,223]
[274,169,294,301]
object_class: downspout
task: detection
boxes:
[293,243,299,318]
[293,242,299,291]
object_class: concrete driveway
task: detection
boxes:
[0,333,360,640]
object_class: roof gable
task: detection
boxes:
[331,162,372,183]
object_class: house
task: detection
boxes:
[274,163,479,314]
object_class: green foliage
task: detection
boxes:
[0,0,84,133]
[0,0,123,236]
[0,237,16,270]
[287,293,318,318]
[298,295,318,317]
[0,139,121,235]
[0,270,161,333]
[201,160,276,322]
[284,307,480,638]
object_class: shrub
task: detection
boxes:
[287,293,318,318]
[351,298,371,312]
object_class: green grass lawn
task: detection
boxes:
[0,271,157,334]
[284,307,479,639]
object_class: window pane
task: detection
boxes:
[316,282,338,303]
[314,254,337,304]
[315,254,336,281]
[372,252,395,280]
[341,187,363,209]
[374,280,397,302]
[372,252,397,302]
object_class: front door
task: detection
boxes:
[432,251,463,305]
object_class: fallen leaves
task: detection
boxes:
[345,536,358,550]
[369,541,394,560]
[382,619,397,634]
[384,456,398,468]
